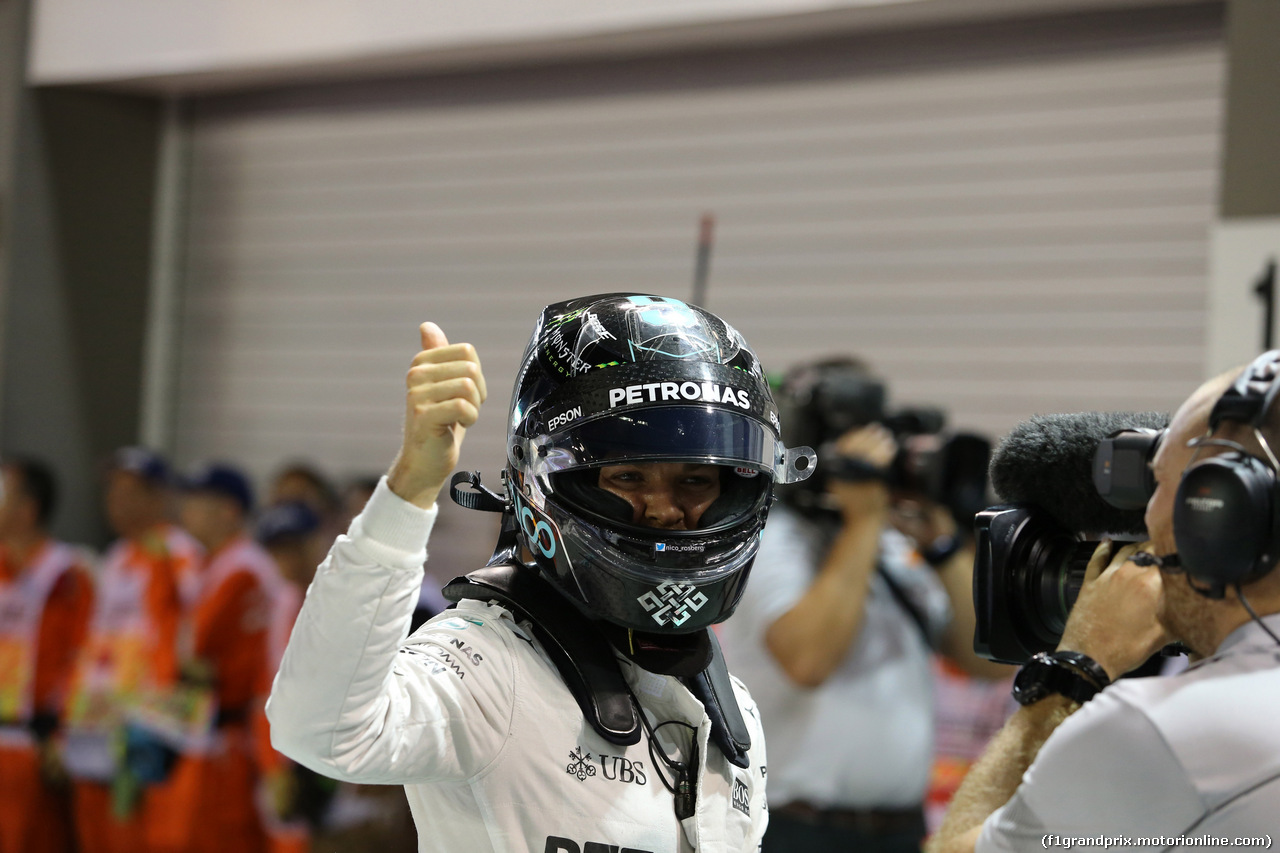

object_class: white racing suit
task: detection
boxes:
[266,478,768,853]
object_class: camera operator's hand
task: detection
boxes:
[387,322,487,510]
[888,495,958,553]
[827,424,896,523]
[1057,541,1172,681]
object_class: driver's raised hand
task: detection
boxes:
[387,322,487,509]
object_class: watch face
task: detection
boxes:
[1012,666,1049,705]
[1012,654,1056,706]
[1012,652,1101,706]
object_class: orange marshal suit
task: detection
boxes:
[0,540,93,853]
[145,535,279,853]
[64,524,202,853]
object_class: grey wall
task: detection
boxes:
[1203,0,1280,375]
[1,85,161,546]
[1220,0,1280,218]
[169,4,1224,577]
[0,0,28,413]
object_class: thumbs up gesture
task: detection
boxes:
[386,322,487,509]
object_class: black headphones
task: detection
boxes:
[1173,350,1280,597]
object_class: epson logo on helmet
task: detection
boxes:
[547,406,583,432]
[608,382,750,410]
[1185,496,1226,513]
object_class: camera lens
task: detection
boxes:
[974,506,1099,663]
[1004,520,1088,652]
[1029,539,1097,639]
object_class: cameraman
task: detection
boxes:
[719,359,1008,853]
[928,359,1280,853]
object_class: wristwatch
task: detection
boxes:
[1011,651,1111,706]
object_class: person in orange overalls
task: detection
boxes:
[0,457,94,853]
[145,462,281,853]
[63,447,203,853]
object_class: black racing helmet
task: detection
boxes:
[505,294,815,634]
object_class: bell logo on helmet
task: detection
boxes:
[637,582,709,627]
[584,312,615,340]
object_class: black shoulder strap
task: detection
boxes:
[877,560,936,649]
[443,563,641,746]
[442,562,752,766]
[683,630,752,769]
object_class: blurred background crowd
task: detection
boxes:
[0,448,427,853]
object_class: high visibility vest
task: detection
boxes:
[0,541,81,744]
[66,526,202,730]
[184,536,283,663]
[136,536,282,758]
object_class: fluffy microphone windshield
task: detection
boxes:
[990,411,1170,535]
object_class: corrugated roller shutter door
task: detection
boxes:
[174,8,1223,568]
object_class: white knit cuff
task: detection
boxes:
[347,476,439,570]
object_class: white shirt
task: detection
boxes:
[267,478,768,853]
[717,506,950,809]
[978,616,1280,852]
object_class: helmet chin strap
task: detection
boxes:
[449,469,510,513]
[447,470,524,567]
[601,624,713,679]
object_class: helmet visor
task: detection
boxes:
[525,406,813,484]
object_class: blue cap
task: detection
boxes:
[183,463,254,513]
[256,501,320,545]
[112,447,171,486]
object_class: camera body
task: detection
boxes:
[973,420,1165,664]
[778,364,990,526]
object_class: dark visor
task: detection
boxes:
[530,406,769,474]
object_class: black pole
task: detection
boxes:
[1254,257,1277,351]
[692,212,715,308]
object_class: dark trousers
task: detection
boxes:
[762,806,926,853]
